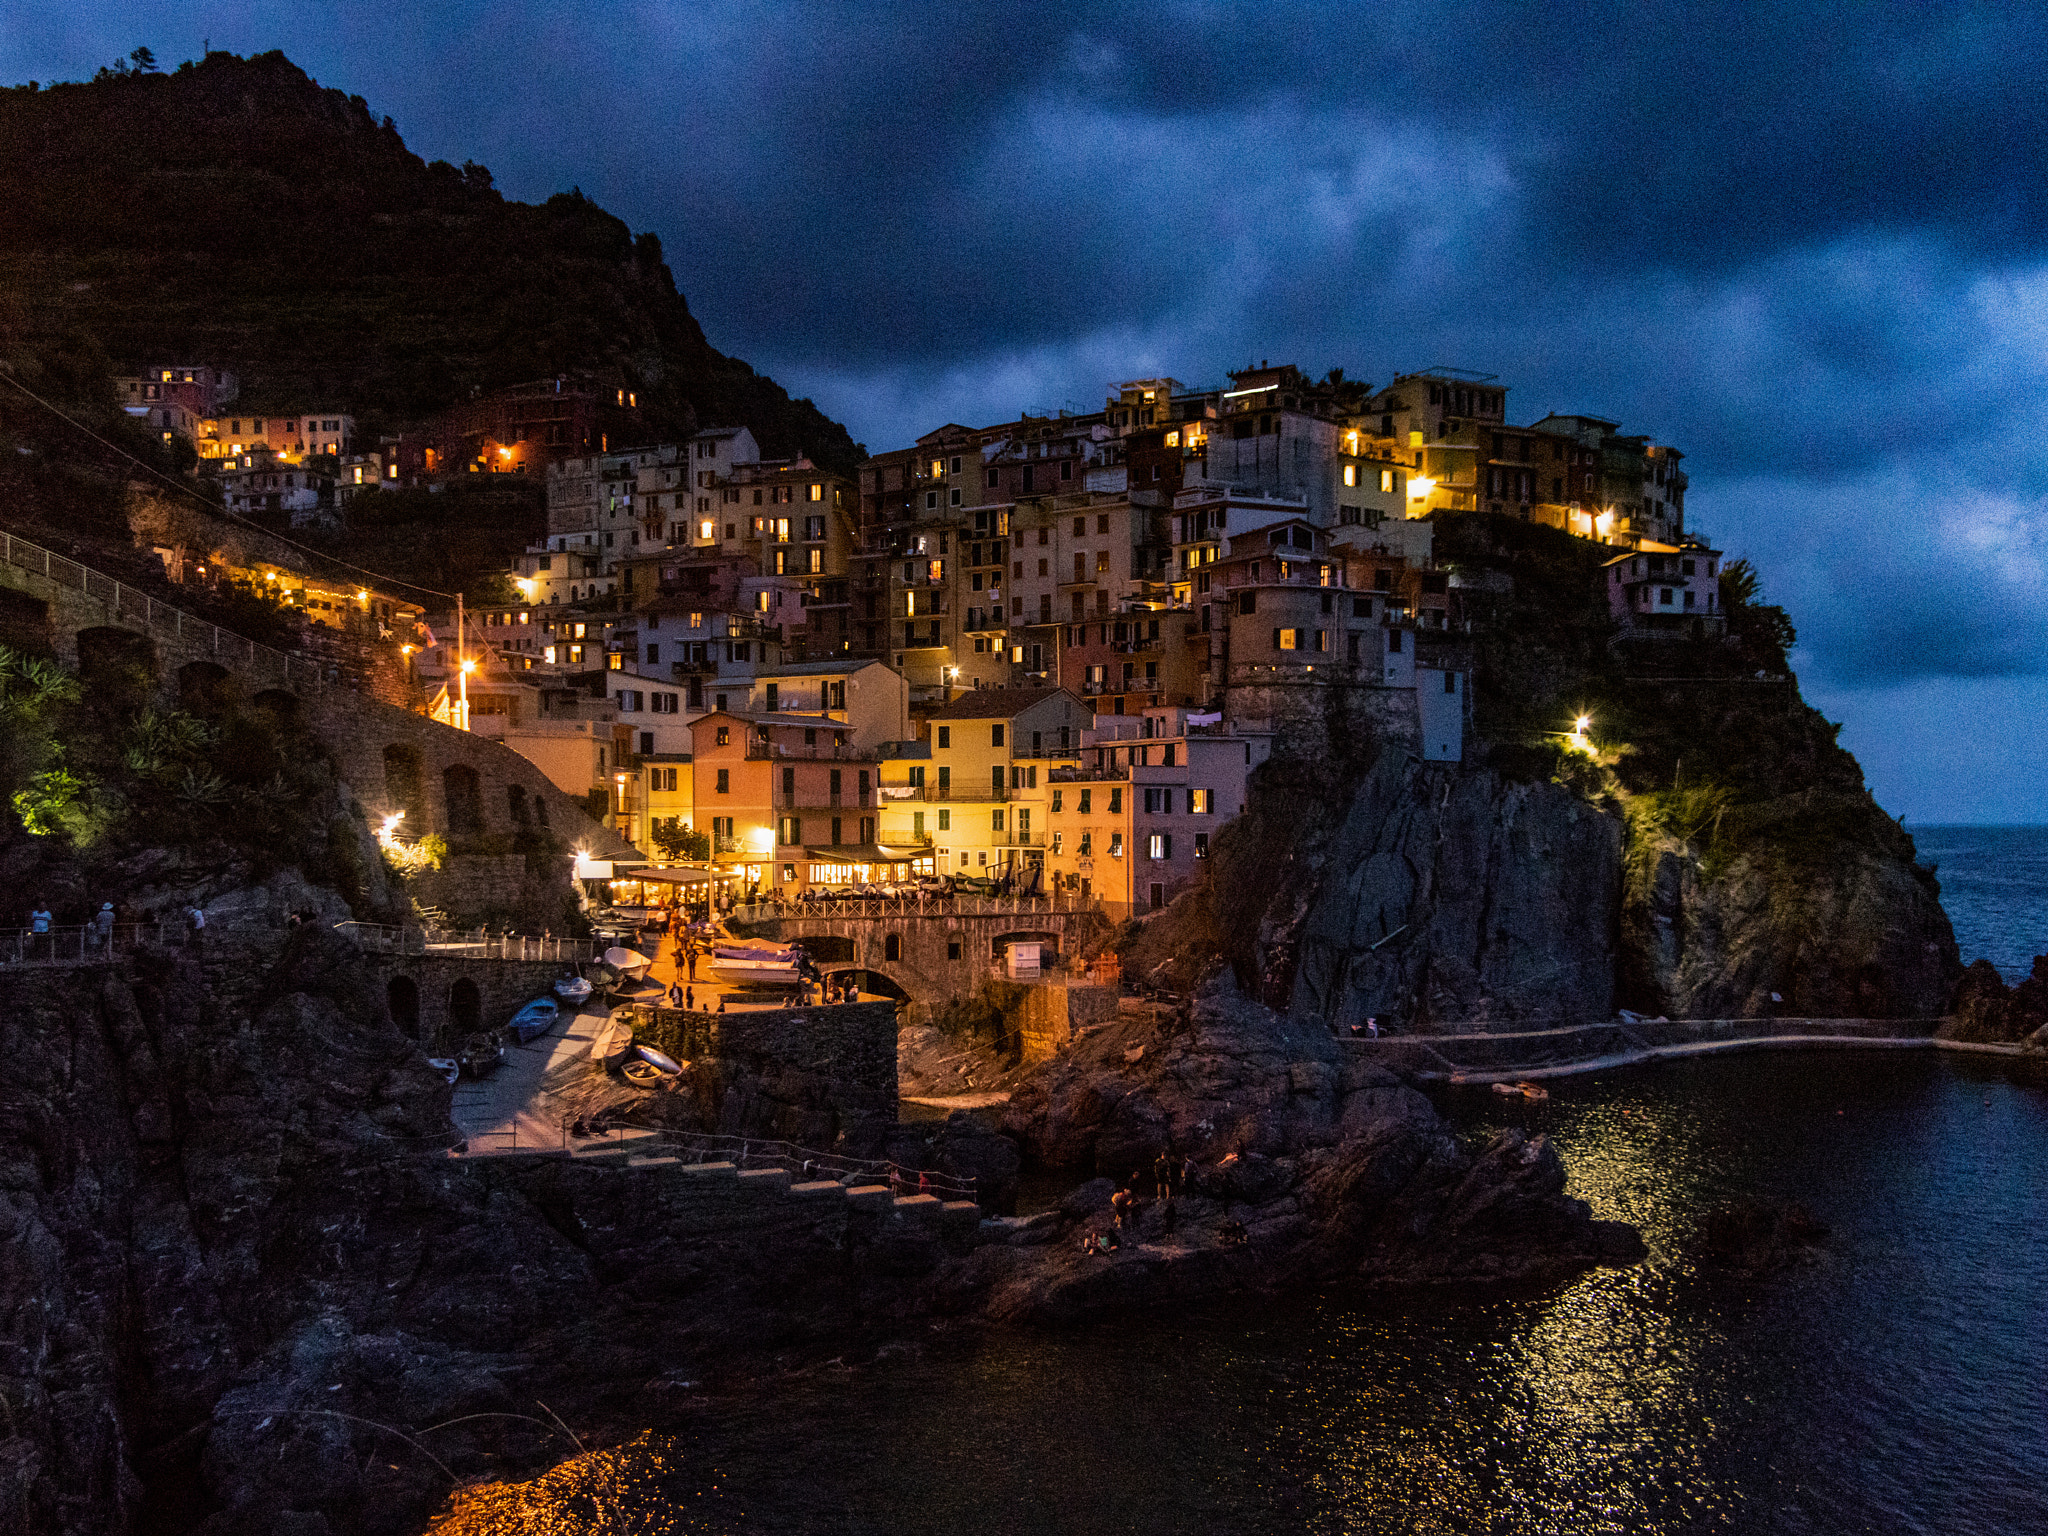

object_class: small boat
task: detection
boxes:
[635,1042,683,1074]
[587,1017,629,1071]
[709,938,805,988]
[507,997,560,1043]
[426,1057,460,1085]
[620,1058,664,1087]
[602,946,653,980]
[1491,1081,1522,1097]
[553,975,593,1005]
[1515,1081,1551,1102]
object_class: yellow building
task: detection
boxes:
[876,687,1087,882]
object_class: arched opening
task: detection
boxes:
[799,934,856,963]
[447,977,481,1034]
[442,763,484,838]
[506,783,530,826]
[0,589,52,656]
[76,626,157,710]
[383,743,427,828]
[387,975,420,1037]
[843,969,910,1007]
[884,932,902,961]
[176,659,234,714]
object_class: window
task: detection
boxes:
[938,809,951,831]
[779,816,799,846]
[1381,468,1397,493]
[913,811,925,837]
[1079,788,1092,814]
[937,726,951,748]
[1109,788,1122,814]
[1388,628,1405,654]
[1194,832,1209,859]
[1343,464,1359,487]
[1051,789,1063,813]
[1148,833,1171,860]
[992,809,1006,832]
[1239,591,1256,615]
[1110,832,1124,859]
[1275,628,1299,651]
[716,768,730,793]
[991,724,1005,747]
[715,725,731,746]
[1079,831,1092,855]
[949,940,962,960]
[1190,788,1212,814]
[713,816,733,840]
[885,933,902,961]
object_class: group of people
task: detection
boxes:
[21,900,207,955]
[1084,1151,1204,1257]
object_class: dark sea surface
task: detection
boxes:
[437,1050,2048,1535]
[1912,824,2048,982]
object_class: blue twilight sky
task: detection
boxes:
[5,3,2047,824]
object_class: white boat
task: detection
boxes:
[553,975,594,1005]
[602,946,653,980]
[708,955,804,988]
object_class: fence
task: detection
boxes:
[337,922,598,962]
[1,529,333,690]
[0,922,194,966]
[732,891,1101,924]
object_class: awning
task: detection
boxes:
[793,844,934,863]
[623,866,718,887]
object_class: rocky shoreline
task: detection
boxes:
[0,918,1646,1536]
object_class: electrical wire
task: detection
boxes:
[0,366,460,602]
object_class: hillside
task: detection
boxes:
[0,49,861,467]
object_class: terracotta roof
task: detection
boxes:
[920,686,1076,721]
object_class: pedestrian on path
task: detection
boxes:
[686,942,698,982]
[685,985,695,1011]
[1153,1152,1171,1200]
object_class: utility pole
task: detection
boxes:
[456,592,469,731]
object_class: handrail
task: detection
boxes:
[728,892,1098,924]
[0,529,333,690]
[334,921,598,962]
[0,921,192,966]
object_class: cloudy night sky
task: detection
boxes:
[6,2,2046,824]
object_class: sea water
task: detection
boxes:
[1912,824,2048,982]
[423,834,2048,1534]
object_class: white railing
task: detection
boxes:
[0,922,192,966]
[731,891,1099,924]
[336,922,597,962]
[0,528,332,690]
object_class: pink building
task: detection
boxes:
[1604,542,1725,638]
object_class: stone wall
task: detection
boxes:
[355,952,570,1044]
[633,999,898,1143]
[1015,981,1118,1061]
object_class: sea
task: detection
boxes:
[1908,824,2048,982]
[422,831,2048,1535]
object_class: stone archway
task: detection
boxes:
[447,976,481,1034]
[177,659,234,714]
[442,763,484,837]
[0,588,51,656]
[383,744,427,828]
[250,688,301,722]
[387,975,421,1038]
[76,626,157,708]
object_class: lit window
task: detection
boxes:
[1148,833,1168,860]
[1110,832,1124,859]
[1343,464,1358,487]
[699,519,714,540]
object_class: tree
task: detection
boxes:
[652,818,709,861]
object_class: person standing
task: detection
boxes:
[1153,1152,1172,1200]
[686,941,698,983]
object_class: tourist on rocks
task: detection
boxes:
[1180,1154,1196,1193]
[1153,1152,1172,1199]
[1111,1185,1133,1230]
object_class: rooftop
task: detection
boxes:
[920,686,1077,722]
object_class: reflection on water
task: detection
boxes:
[426,1053,2048,1535]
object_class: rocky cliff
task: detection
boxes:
[2,912,1638,1535]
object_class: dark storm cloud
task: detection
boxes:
[7,0,2048,730]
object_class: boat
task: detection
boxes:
[708,937,805,988]
[553,975,594,1005]
[602,946,653,980]
[506,997,560,1043]
[1490,1081,1522,1097]
[620,1058,664,1087]
[589,1018,633,1073]
[635,1042,684,1074]
[1515,1080,1551,1102]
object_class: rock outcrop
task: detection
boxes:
[972,974,1640,1321]
[1943,955,2048,1047]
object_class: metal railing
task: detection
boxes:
[0,529,333,690]
[0,922,193,966]
[732,891,1098,923]
[337,922,597,961]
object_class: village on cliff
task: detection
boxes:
[116,359,1719,923]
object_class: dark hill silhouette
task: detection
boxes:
[0,49,861,467]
